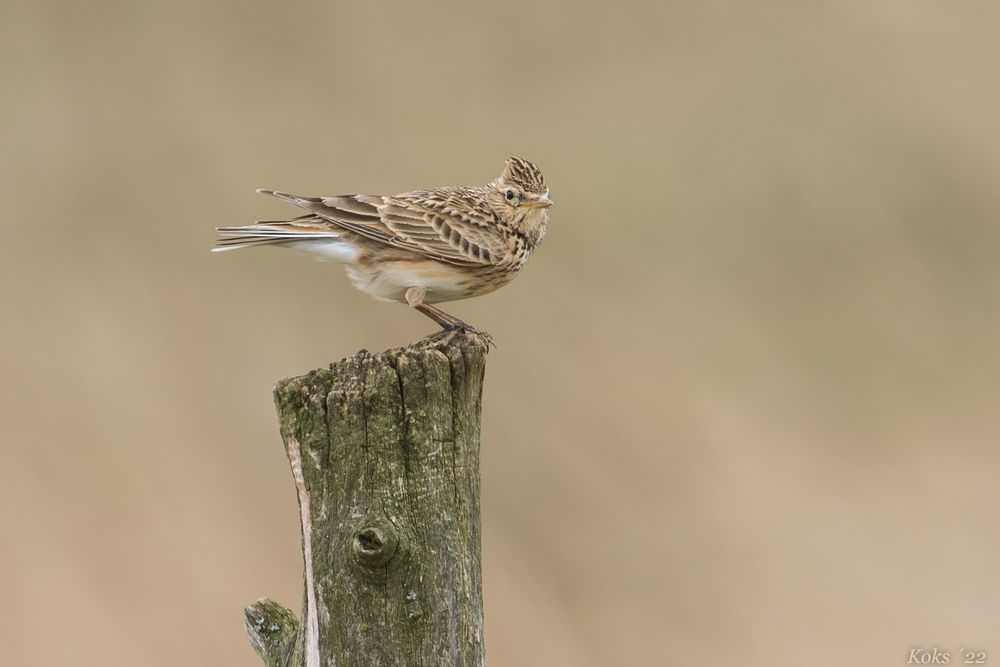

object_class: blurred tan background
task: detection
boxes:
[2,1,999,665]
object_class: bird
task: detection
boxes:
[213,157,552,341]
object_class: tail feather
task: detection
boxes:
[212,214,340,248]
[212,222,358,263]
[213,191,361,262]
[212,238,296,253]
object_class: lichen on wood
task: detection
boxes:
[246,333,488,666]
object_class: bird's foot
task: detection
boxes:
[428,324,495,350]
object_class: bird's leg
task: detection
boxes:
[416,302,469,329]
[406,287,495,348]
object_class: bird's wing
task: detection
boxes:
[257,189,505,266]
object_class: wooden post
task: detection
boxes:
[244,334,488,667]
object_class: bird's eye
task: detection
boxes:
[505,190,514,200]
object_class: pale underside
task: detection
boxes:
[282,238,501,303]
[345,259,489,304]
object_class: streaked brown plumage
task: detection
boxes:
[214,157,552,337]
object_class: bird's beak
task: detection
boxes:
[529,193,554,209]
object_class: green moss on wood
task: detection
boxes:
[244,598,300,667]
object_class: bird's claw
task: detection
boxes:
[428,325,495,351]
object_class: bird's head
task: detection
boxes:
[487,157,553,227]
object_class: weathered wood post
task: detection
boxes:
[243,334,487,667]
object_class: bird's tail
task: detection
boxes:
[213,216,360,263]
[213,217,324,249]
[214,188,367,262]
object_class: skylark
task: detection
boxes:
[214,157,552,339]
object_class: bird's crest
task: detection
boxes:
[499,156,546,193]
